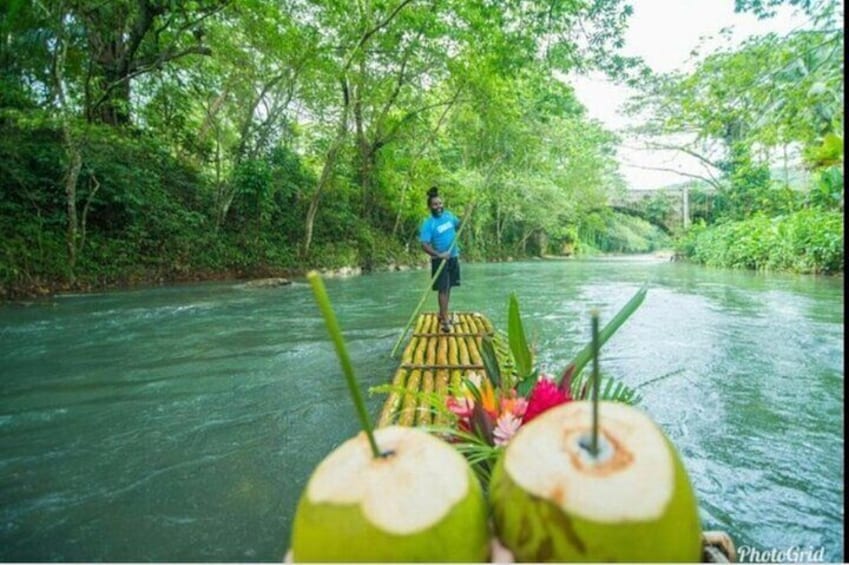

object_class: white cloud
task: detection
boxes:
[570,0,813,190]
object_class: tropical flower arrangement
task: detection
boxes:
[446,371,569,447]
[433,287,647,488]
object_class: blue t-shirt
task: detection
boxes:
[419,211,460,257]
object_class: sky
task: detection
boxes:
[570,0,814,190]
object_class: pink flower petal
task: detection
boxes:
[493,413,522,446]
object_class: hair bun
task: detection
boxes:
[427,186,439,198]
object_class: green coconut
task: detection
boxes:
[490,401,702,562]
[290,425,489,562]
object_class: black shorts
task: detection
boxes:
[431,257,460,291]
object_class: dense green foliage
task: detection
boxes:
[0,0,635,298]
[625,0,843,273]
[579,211,670,255]
[679,210,843,273]
[0,0,843,298]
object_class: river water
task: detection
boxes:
[0,258,843,561]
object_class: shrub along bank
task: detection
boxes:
[677,209,844,274]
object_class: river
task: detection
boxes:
[0,257,843,561]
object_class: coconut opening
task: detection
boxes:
[306,426,471,534]
[576,432,614,465]
[504,401,675,522]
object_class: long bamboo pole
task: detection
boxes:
[389,200,478,358]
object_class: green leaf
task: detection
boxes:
[558,284,647,387]
[570,371,642,405]
[462,376,484,406]
[508,293,533,378]
[480,335,502,388]
[516,368,538,397]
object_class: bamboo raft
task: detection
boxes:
[377,311,507,428]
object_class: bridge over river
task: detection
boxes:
[610,184,717,233]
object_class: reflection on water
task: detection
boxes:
[0,260,844,561]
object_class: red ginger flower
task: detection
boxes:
[522,376,571,424]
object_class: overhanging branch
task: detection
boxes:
[91,44,213,112]
[622,162,723,191]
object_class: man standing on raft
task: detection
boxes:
[419,186,461,333]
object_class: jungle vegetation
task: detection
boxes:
[0,0,843,299]
[626,0,843,272]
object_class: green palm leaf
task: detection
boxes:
[558,284,647,387]
[508,293,533,379]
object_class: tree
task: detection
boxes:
[1,0,644,296]
[73,0,228,126]
[295,0,635,256]
[624,0,843,220]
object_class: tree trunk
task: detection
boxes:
[518,229,534,255]
[213,136,231,231]
[49,4,83,280]
[303,79,351,256]
[92,66,132,125]
[79,174,100,254]
[392,179,410,237]
[62,132,83,277]
[353,77,369,219]
[84,8,142,126]
[353,93,381,223]
[304,135,345,255]
[495,203,503,253]
[81,0,217,126]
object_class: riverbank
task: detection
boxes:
[4,245,841,303]
[0,260,431,303]
[1,251,573,302]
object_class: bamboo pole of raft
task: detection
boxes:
[421,313,433,334]
[470,316,487,350]
[466,336,483,366]
[458,337,470,366]
[413,334,427,365]
[434,369,450,425]
[431,336,449,425]
[377,368,407,427]
[415,336,438,425]
[448,335,462,394]
[450,369,462,392]
[397,369,421,426]
[400,337,417,364]
[438,335,449,362]
[448,335,458,367]
[418,370,434,426]
[426,331,438,360]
